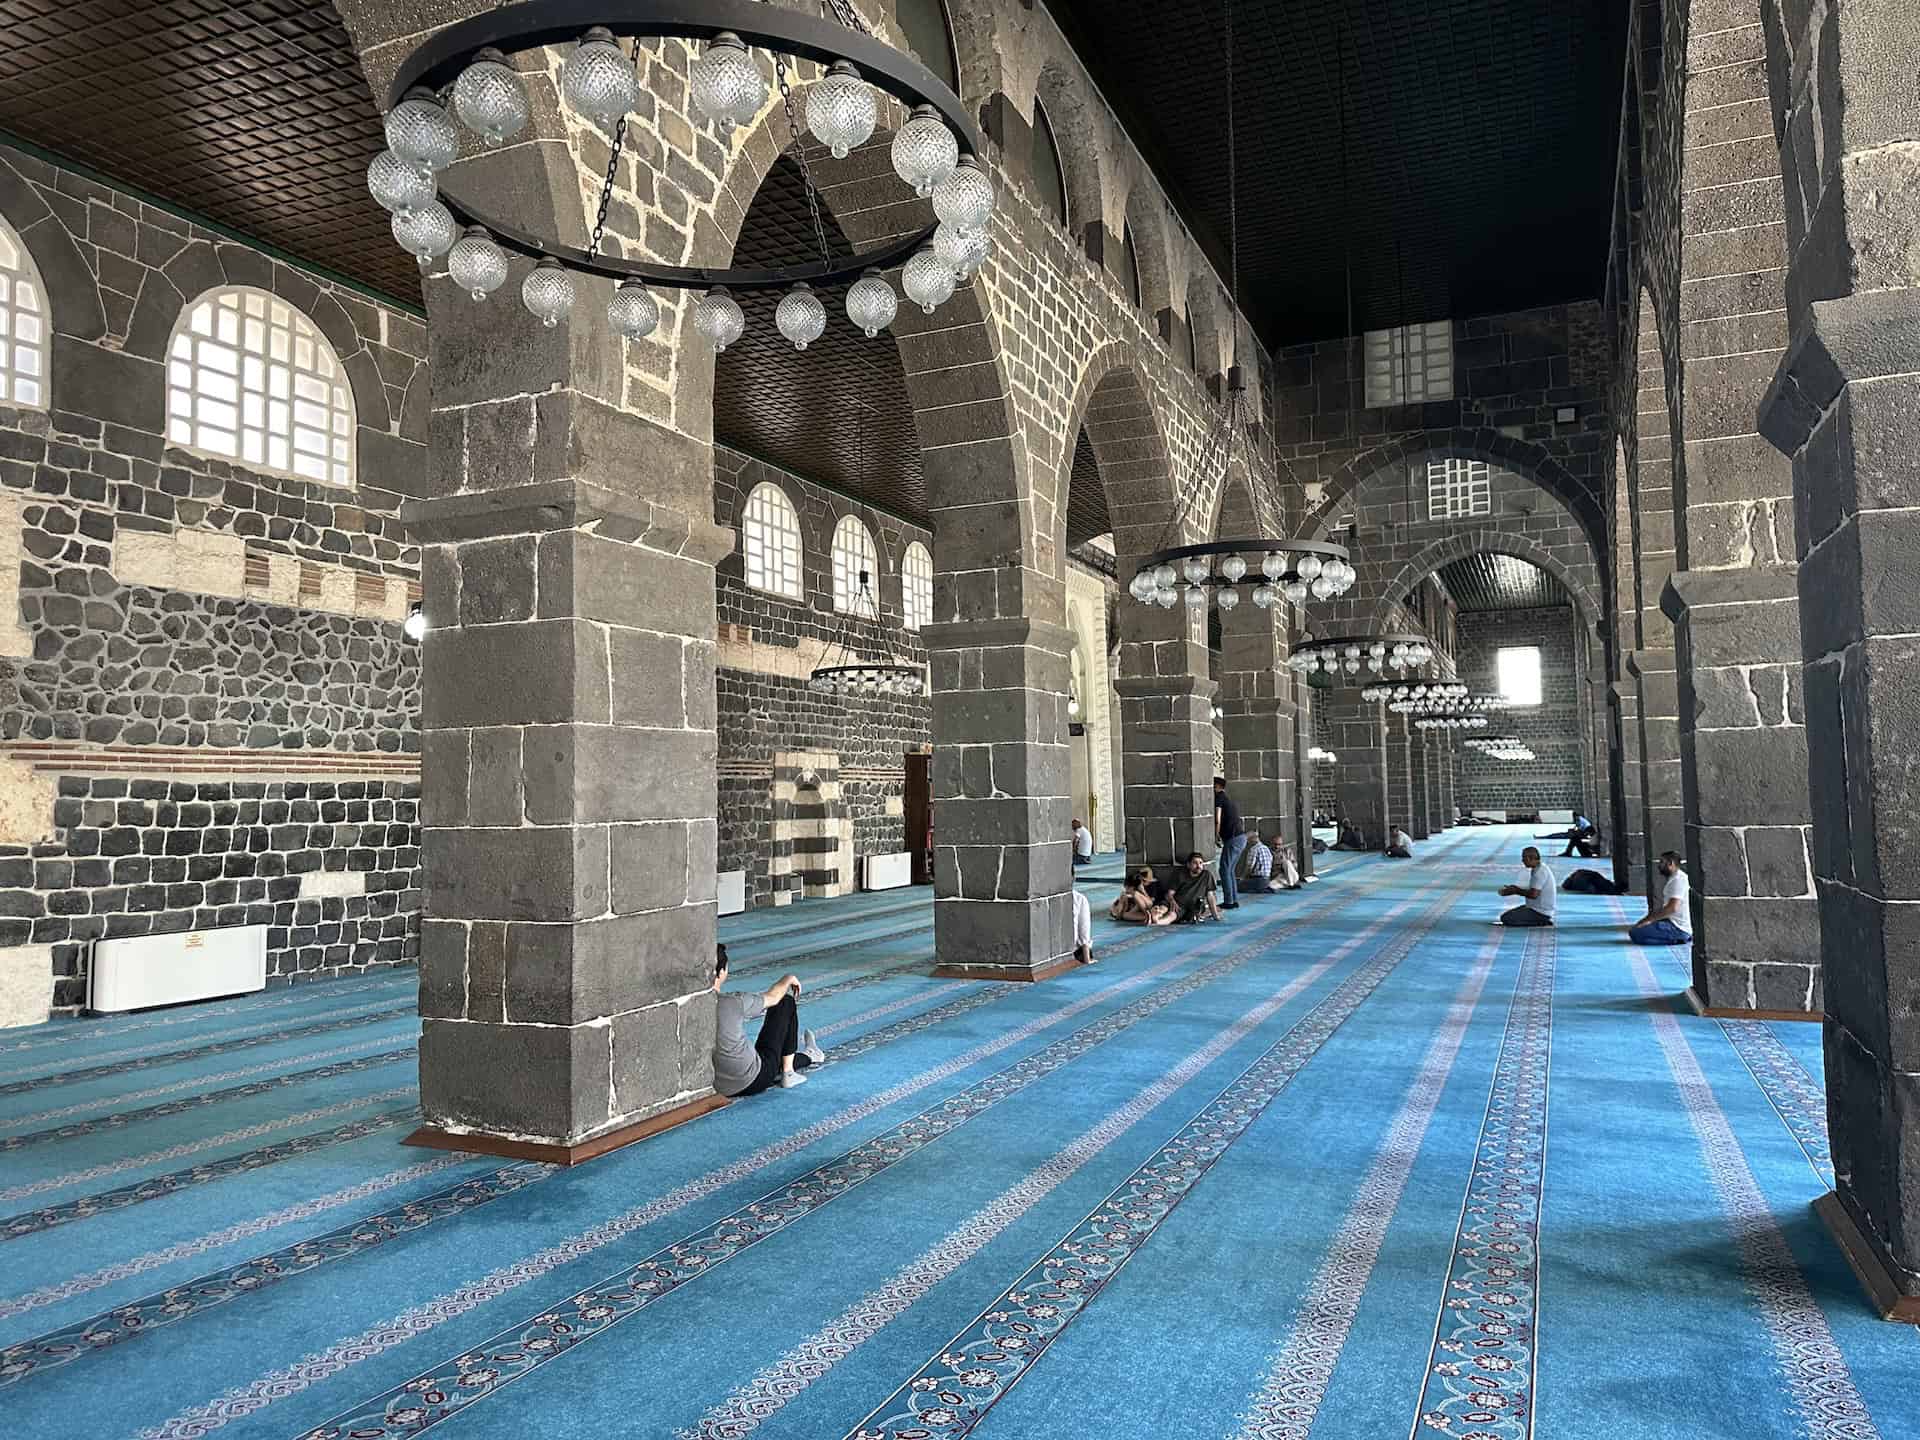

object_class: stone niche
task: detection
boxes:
[771,750,852,902]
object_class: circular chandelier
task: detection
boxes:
[366,0,991,349]
[1415,714,1491,731]
[1467,736,1535,761]
[808,571,924,697]
[1290,633,1435,679]
[1128,529,1355,615]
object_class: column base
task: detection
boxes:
[1681,986,1819,1024]
[932,954,1082,983]
[1815,1191,1920,1323]
[403,1092,729,1166]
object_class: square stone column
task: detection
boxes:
[1292,672,1317,879]
[1663,568,1818,1017]
[1629,647,1684,900]
[1389,712,1425,841]
[1116,600,1215,875]
[925,617,1075,980]
[1324,692,1388,848]
[1218,606,1298,853]
[410,478,730,1153]
[1612,680,1647,893]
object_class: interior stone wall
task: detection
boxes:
[1452,605,1586,815]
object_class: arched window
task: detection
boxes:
[741,481,804,601]
[167,288,355,486]
[894,0,958,95]
[832,514,879,617]
[902,540,933,631]
[1117,225,1141,308]
[1030,98,1068,229]
[0,221,48,410]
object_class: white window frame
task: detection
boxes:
[1427,457,1492,520]
[1496,645,1544,707]
[901,540,933,631]
[166,286,356,487]
[1364,320,1454,408]
[741,481,804,601]
[0,221,49,411]
[832,514,880,618]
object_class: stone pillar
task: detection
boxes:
[1118,601,1216,875]
[411,428,729,1155]
[1292,671,1316,879]
[1759,0,1920,1320]
[1323,691,1387,848]
[1629,647,1683,899]
[1613,680,1647,894]
[1388,711,1421,841]
[1664,570,1818,1016]
[1218,605,1296,854]
[926,617,1076,980]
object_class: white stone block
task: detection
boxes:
[299,870,367,899]
[0,944,51,1028]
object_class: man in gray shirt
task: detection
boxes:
[711,945,825,1098]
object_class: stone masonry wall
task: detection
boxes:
[713,448,930,909]
[1453,605,1586,815]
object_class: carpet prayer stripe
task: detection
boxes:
[9,833,1918,1440]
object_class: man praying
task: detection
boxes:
[1497,846,1557,927]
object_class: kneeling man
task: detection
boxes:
[711,945,825,1097]
[1496,846,1556,926]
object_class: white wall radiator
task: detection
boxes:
[717,871,747,917]
[89,924,269,1014]
[862,852,912,892]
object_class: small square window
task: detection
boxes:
[1496,646,1543,707]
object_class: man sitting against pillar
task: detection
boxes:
[1537,809,1599,857]
[1385,825,1414,859]
[1171,852,1224,923]
[1213,777,1248,909]
[1496,846,1557,927]
[1241,831,1275,893]
[711,946,825,1097]
[1627,851,1694,946]
[1071,817,1094,866]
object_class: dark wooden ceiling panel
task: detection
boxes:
[1042,0,1628,345]
[0,0,418,306]
[1438,551,1569,611]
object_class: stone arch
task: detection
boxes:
[0,155,106,344]
[1031,62,1106,243]
[1298,428,1608,570]
[1372,528,1601,632]
[1116,177,1172,318]
[1053,343,1184,571]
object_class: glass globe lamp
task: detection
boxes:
[1216,586,1240,611]
[607,279,660,341]
[845,270,897,337]
[892,105,959,197]
[521,259,576,328]
[807,62,877,159]
[690,33,766,130]
[454,49,530,146]
[932,156,994,233]
[775,283,827,350]
[1155,586,1177,609]
[447,227,509,301]
[1297,554,1323,581]
[1182,556,1210,586]
[933,222,992,280]
[693,287,747,351]
[1183,585,1207,610]
[368,150,435,216]
[1220,555,1247,583]
[1283,580,1308,605]
[393,202,458,269]
[1153,563,1177,589]
[563,27,639,130]
[902,247,956,314]
[385,91,459,172]
[1252,585,1275,609]
[1261,551,1287,581]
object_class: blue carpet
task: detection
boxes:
[1,828,1914,1439]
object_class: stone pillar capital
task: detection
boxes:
[401,477,733,566]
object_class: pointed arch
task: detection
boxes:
[1372,529,1601,632]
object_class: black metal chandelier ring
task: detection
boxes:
[1289,631,1436,679]
[385,0,983,292]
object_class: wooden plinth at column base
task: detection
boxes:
[1815,1190,1920,1323]
[933,954,1082,983]
[1682,986,1820,1023]
[403,1093,730,1167]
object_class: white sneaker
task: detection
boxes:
[779,1070,808,1089]
[800,1029,826,1065]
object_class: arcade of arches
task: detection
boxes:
[1,2,1919,1436]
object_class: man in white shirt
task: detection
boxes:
[1496,846,1557,926]
[1629,850,1693,944]
[1385,826,1413,859]
[1071,818,1094,866]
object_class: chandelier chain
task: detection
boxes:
[774,53,835,266]
[585,39,643,261]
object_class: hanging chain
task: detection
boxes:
[585,39,643,260]
[774,52,835,267]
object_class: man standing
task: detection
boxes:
[710,946,825,1097]
[1213,776,1247,909]
[1496,846,1557,926]
[1628,851,1693,945]
[1071,817,1094,866]
[1171,851,1224,924]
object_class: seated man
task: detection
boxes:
[1170,851,1223,924]
[711,945,825,1098]
[1109,866,1176,925]
[1496,846,1557,926]
[1385,825,1413,859]
[1072,887,1095,964]
[1537,811,1599,857]
[1274,836,1302,889]
[1240,832,1277,894]
[1628,851,1694,945]
[1071,817,1094,866]
[1332,822,1367,851]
